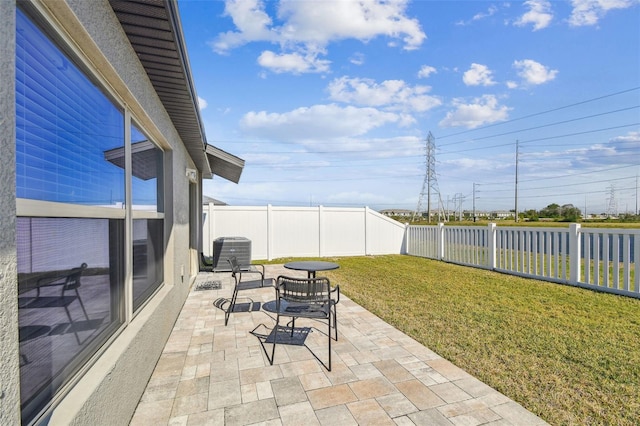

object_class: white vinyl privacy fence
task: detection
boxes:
[203,204,407,261]
[407,223,639,299]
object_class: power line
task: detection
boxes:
[437,106,639,148]
[438,122,639,156]
[483,175,637,193]
[435,86,640,140]
[240,173,422,183]
[243,121,639,169]
[458,164,640,187]
[480,185,637,200]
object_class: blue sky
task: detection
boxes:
[178,0,640,215]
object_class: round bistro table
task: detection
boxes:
[283,261,339,278]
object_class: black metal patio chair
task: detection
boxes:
[263,275,340,371]
[217,256,270,325]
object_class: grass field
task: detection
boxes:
[269,254,640,425]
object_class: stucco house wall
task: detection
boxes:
[0,1,21,424]
[0,0,227,424]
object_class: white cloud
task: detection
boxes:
[472,5,499,21]
[326,191,394,205]
[442,157,505,172]
[513,59,558,85]
[240,104,409,141]
[198,96,208,110]
[417,65,437,79]
[211,0,426,74]
[241,152,293,166]
[514,0,554,30]
[350,52,365,66]
[456,4,499,26]
[568,0,639,27]
[211,0,276,53]
[439,95,511,129]
[327,76,441,112]
[608,131,640,153]
[275,0,425,50]
[523,132,639,172]
[463,63,497,86]
[205,180,288,204]
[506,81,519,89]
[257,50,330,74]
[610,131,640,144]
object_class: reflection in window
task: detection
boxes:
[133,219,164,311]
[131,124,163,212]
[15,9,124,206]
[16,218,124,424]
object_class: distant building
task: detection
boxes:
[380,209,415,217]
[203,195,228,206]
[491,211,514,220]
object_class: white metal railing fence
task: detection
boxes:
[408,223,639,299]
[203,204,407,261]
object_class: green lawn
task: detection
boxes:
[268,254,640,425]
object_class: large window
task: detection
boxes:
[16,218,124,423]
[15,14,125,206]
[15,7,165,424]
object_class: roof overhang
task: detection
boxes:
[206,144,245,184]
[104,140,160,180]
[109,0,244,182]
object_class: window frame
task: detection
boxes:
[15,3,170,423]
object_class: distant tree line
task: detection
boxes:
[520,203,640,222]
[522,203,582,222]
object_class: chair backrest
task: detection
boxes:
[64,263,87,290]
[227,256,241,274]
[276,275,330,304]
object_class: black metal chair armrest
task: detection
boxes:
[330,285,340,304]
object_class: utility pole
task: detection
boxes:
[472,184,476,222]
[452,193,465,221]
[446,195,450,222]
[606,184,617,218]
[514,140,519,222]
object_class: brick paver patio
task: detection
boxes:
[130,265,548,425]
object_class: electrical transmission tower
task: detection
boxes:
[413,132,444,222]
[606,184,618,217]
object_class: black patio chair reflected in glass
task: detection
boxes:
[219,256,268,326]
[269,275,340,371]
[29,262,90,345]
